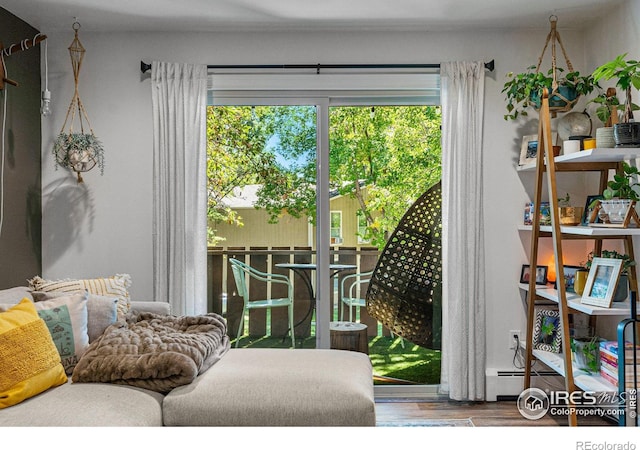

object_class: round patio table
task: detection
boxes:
[275,263,357,329]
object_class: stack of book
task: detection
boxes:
[599,341,640,388]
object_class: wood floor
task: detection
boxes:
[374,399,616,426]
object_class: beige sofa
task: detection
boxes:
[0,286,376,427]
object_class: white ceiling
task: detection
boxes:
[1,0,625,33]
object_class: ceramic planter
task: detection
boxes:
[614,122,640,147]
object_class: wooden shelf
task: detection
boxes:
[531,348,618,392]
[518,283,635,316]
[518,224,640,236]
[517,147,640,172]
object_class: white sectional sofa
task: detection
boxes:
[0,285,376,427]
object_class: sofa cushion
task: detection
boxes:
[162,348,376,426]
[33,291,118,343]
[33,293,89,374]
[0,287,33,303]
[0,299,68,409]
[0,380,165,426]
[28,274,132,319]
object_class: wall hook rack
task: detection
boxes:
[0,34,48,90]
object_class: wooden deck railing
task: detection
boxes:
[207,246,385,338]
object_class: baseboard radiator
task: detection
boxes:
[486,369,560,401]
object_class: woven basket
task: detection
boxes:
[366,182,442,349]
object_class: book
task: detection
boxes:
[599,341,640,364]
[600,365,638,388]
[600,364,640,386]
[599,350,618,367]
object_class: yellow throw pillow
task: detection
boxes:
[0,298,68,409]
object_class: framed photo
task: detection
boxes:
[533,309,562,353]
[581,194,604,226]
[520,264,548,285]
[561,265,583,293]
[581,257,623,308]
[519,133,559,166]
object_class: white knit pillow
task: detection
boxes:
[29,274,131,319]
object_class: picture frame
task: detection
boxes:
[581,194,604,226]
[560,265,583,293]
[520,264,549,285]
[532,309,562,353]
[581,257,623,308]
[519,133,559,166]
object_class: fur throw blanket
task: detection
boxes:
[72,311,230,393]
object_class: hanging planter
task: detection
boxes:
[53,21,104,183]
[502,16,598,120]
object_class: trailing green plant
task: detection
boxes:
[502,66,599,120]
[583,249,636,274]
[592,53,640,123]
[570,336,600,374]
[53,132,105,177]
[602,161,640,201]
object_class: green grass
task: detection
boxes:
[231,335,441,385]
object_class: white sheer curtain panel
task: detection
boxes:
[151,61,208,315]
[439,61,486,401]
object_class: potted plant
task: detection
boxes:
[584,249,635,302]
[592,54,640,147]
[53,132,105,183]
[570,335,602,374]
[603,161,640,200]
[590,87,621,148]
[557,193,583,225]
[502,66,599,121]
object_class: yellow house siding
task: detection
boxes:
[212,208,310,248]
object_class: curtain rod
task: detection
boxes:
[140,60,494,74]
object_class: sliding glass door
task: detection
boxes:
[206,90,442,389]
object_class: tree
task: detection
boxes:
[206,105,442,249]
[206,106,277,245]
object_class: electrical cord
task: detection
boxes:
[0,52,7,239]
[512,334,526,369]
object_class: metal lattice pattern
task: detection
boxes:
[366,182,442,348]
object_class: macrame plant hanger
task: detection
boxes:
[54,20,103,183]
[534,15,579,117]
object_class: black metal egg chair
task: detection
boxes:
[365,181,442,349]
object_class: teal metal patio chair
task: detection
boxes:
[229,258,295,348]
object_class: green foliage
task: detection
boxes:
[592,54,640,122]
[588,91,622,125]
[502,66,598,121]
[570,336,600,374]
[584,249,636,274]
[206,105,442,249]
[603,162,640,201]
[53,132,105,175]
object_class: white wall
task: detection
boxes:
[40,25,592,376]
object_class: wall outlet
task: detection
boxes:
[508,330,521,350]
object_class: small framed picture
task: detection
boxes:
[581,257,623,308]
[520,264,549,285]
[533,309,562,353]
[581,194,604,226]
[519,133,559,166]
[561,265,583,293]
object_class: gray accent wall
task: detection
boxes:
[0,8,42,288]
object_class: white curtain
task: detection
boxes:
[439,61,486,401]
[151,61,208,315]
